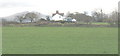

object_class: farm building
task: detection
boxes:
[51,10,64,21]
[51,10,77,22]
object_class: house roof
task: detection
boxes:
[52,10,64,17]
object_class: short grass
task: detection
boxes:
[92,22,110,25]
[2,27,118,54]
[77,22,110,25]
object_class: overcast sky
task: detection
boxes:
[0,0,119,17]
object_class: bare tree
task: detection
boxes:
[109,11,118,25]
[25,12,39,22]
[91,9,106,22]
[16,15,25,23]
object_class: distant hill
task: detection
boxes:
[0,11,47,22]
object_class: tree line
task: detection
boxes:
[2,9,119,26]
[67,9,119,25]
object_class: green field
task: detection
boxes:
[2,27,118,54]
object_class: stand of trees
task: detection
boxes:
[68,12,93,24]
[15,12,40,23]
[2,9,119,26]
[67,9,118,25]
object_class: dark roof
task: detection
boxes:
[52,10,64,17]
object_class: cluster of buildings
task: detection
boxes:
[1,10,77,23]
[46,10,77,22]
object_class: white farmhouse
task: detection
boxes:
[50,10,77,22]
[51,10,64,21]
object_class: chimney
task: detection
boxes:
[56,10,59,14]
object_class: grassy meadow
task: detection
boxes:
[2,27,118,54]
